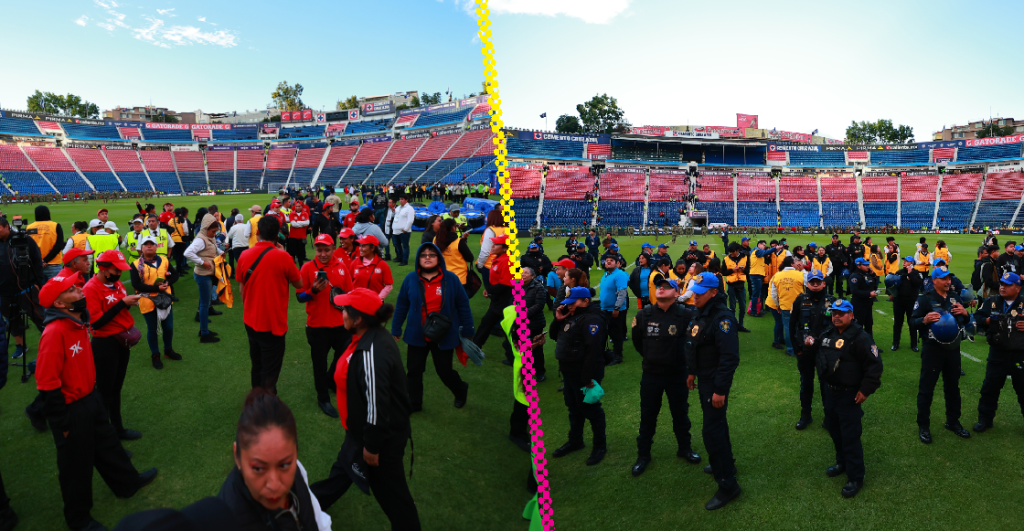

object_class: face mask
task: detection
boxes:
[70,298,88,313]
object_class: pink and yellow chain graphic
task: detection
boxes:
[476,1,554,529]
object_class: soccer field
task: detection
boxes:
[0,195,532,530]
[524,232,1024,531]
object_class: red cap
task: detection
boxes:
[332,287,382,315]
[271,199,282,207]
[62,248,94,264]
[314,234,335,246]
[356,234,380,247]
[338,228,355,239]
[491,234,509,245]
[39,272,82,308]
[96,208,108,215]
[95,250,130,270]
[554,258,576,268]
[163,202,173,206]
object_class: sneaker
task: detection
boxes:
[164,350,182,361]
[200,334,220,344]
[11,346,25,359]
[151,355,163,370]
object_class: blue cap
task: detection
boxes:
[808,242,817,247]
[528,243,539,250]
[1016,245,1024,252]
[559,286,593,305]
[932,258,947,266]
[808,270,825,281]
[642,242,653,249]
[653,278,679,290]
[931,265,951,279]
[577,242,585,248]
[854,258,869,266]
[689,273,720,295]
[831,300,854,312]
[741,237,750,241]
[610,244,619,251]
[689,240,698,245]
[1000,271,1021,285]
[658,243,669,249]
[903,255,916,263]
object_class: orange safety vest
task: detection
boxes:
[28,220,62,265]
[134,256,171,314]
[724,254,747,283]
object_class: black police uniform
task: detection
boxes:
[789,290,834,426]
[973,292,1024,429]
[816,322,882,490]
[550,304,608,460]
[891,267,923,350]
[848,268,878,334]
[825,241,848,297]
[910,287,970,436]
[685,293,741,503]
[846,242,865,294]
[681,248,707,270]
[631,302,699,469]
[571,249,593,271]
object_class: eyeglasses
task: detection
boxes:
[420,253,439,259]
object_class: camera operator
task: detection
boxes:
[0,216,45,361]
[27,205,64,281]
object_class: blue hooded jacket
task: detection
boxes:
[392,242,476,349]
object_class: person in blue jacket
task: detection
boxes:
[392,243,476,412]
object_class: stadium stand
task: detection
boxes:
[736,174,775,203]
[62,123,122,140]
[279,125,326,139]
[737,201,777,227]
[514,198,540,226]
[958,143,1023,162]
[705,145,764,166]
[171,150,208,192]
[974,171,1024,228]
[649,170,691,201]
[289,146,327,187]
[778,173,819,226]
[509,166,542,198]
[141,127,193,142]
[507,136,585,160]
[138,150,181,193]
[206,149,235,191]
[340,142,390,185]
[235,149,265,190]
[788,150,845,167]
[611,140,701,163]
[371,138,425,184]
[597,200,644,227]
[103,149,149,191]
[214,128,261,141]
[0,118,44,136]
[22,146,89,194]
[411,134,460,162]
[439,156,494,184]
[345,119,393,135]
[262,147,296,189]
[598,169,645,201]
[861,174,898,228]
[935,172,981,229]
[870,149,930,166]
[540,200,593,228]
[541,168,592,200]
[819,174,860,227]
[410,108,471,128]
[899,174,939,229]
[318,145,357,186]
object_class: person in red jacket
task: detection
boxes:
[297,234,354,418]
[287,198,310,267]
[333,228,358,266]
[351,235,393,300]
[36,272,157,530]
[342,199,360,229]
[84,250,144,442]
[158,202,175,228]
[474,235,514,354]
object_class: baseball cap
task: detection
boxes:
[104,221,119,232]
[39,272,82,308]
[1016,245,1024,252]
[658,243,670,249]
[314,234,335,246]
[449,203,461,212]
[808,241,816,247]
[553,258,576,268]
[349,198,360,205]
[163,202,173,207]
[654,278,679,291]
[62,248,94,265]
[97,208,108,215]
[332,287,383,315]
[931,265,951,279]
[132,218,144,225]
[559,286,593,305]
[610,244,619,251]
[689,273,721,295]
[139,235,158,247]
[577,242,585,248]
[932,258,947,266]
[89,219,102,229]
[807,270,825,281]
[741,237,750,242]
[96,250,129,270]
[250,205,262,213]
[337,229,355,240]
[642,242,653,249]
[903,255,916,263]
[491,235,509,245]
[831,300,854,312]
[854,258,869,266]
[1001,272,1022,285]
[689,240,698,246]
[355,234,379,247]
[528,243,539,251]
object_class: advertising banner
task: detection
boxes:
[768,130,812,143]
[918,140,966,150]
[522,130,610,144]
[315,113,326,124]
[236,145,265,151]
[629,126,667,136]
[361,136,392,144]
[825,138,845,144]
[291,111,302,122]
[232,124,262,129]
[281,112,291,122]
[208,145,235,151]
[170,145,199,151]
[105,121,146,128]
[822,144,917,151]
[469,108,491,121]
[604,167,646,173]
[966,134,1024,147]
[272,143,297,149]
[7,111,104,126]
[348,109,359,120]
[736,114,759,129]
[100,144,133,151]
[66,142,103,149]
[691,125,744,138]
[362,102,394,116]
[325,111,350,122]
[191,124,232,130]
[663,130,719,139]
[144,123,190,130]
[469,122,491,131]
[139,145,170,151]
[302,109,313,121]
[767,143,820,152]
[332,139,360,147]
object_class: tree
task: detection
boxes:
[575,93,630,134]
[26,90,99,118]
[844,119,914,144]
[262,115,282,123]
[150,113,179,123]
[336,95,358,111]
[555,114,583,134]
[395,104,409,112]
[271,81,304,112]
[420,92,442,106]
[409,95,421,108]
[974,123,1016,139]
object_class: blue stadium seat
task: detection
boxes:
[83,172,125,192]
[863,203,897,228]
[935,200,974,230]
[0,118,42,136]
[340,165,374,184]
[957,144,1023,162]
[141,129,193,142]
[262,169,291,188]
[111,172,149,192]
[278,125,326,139]
[178,171,208,192]
[440,156,494,184]
[146,172,181,193]
[506,138,584,160]
[1,171,55,194]
[408,108,471,129]
[596,200,644,227]
[316,166,347,186]
[367,163,406,185]
[788,151,846,167]
[611,140,701,163]
[215,128,261,141]
[345,119,394,135]
[42,171,90,194]
[62,123,122,140]
[289,167,317,187]
[539,199,593,228]
[236,170,263,190]
[208,171,234,191]
[779,201,819,227]
[737,202,777,226]
[901,202,935,229]
[870,149,930,166]
[974,200,1019,228]
[513,198,540,227]
[647,201,687,226]
[821,202,860,227]
[415,157,471,184]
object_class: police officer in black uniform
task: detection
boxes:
[570,242,593,271]
[789,270,834,430]
[630,278,701,477]
[848,257,879,334]
[972,271,1024,432]
[846,235,865,299]
[890,256,923,352]
[825,234,848,298]
[682,240,707,271]
[910,265,972,444]
[816,299,883,498]
[550,286,609,466]
[684,273,741,510]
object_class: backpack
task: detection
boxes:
[971,259,984,291]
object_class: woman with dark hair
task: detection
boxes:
[421,215,438,246]
[168,207,190,276]
[561,268,590,302]
[629,252,653,307]
[434,217,473,286]
[192,207,209,240]
[218,388,332,530]
[225,207,241,233]
[351,235,393,300]
[352,208,389,250]
[312,288,419,530]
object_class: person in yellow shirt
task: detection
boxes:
[27,205,64,280]
[914,243,931,275]
[702,244,717,268]
[933,240,951,265]
[869,245,885,278]
[723,243,750,332]
[769,256,806,357]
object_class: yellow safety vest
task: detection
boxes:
[145,229,170,256]
[248,215,262,247]
[772,269,806,311]
[724,254,747,283]
[749,250,767,276]
[869,254,885,277]
[441,213,468,237]
[125,231,144,263]
[915,251,930,273]
[704,250,717,269]
[648,270,679,300]
[811,256,830,276]
[27,220,61,265]
[482,226,506,268]
[71,232,88,250]
[134,256,171,314]
[86,233,120,272]
[885,254,901,275]
[934,247,950,264]
[167,218,187,243]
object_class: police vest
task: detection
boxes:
[86,233,120,272]
[816,325,869,386]
[27,220,61,265]
[554,310,604,363]
[248,215,262,247]
[134,256,171,314]
[636,303,690,370]
[724,255,747,283]
[684,304,732,371]
[798,294,834,350]
[982,295,1024,354]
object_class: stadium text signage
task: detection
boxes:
[663,130,719,139]
[105,121,146,128]
[271,143,297,150]
[208,146,235,151]
[523,131,607,144]
[966,134,1024,147]
[692,125,744,138]
[361,136,392,144]
[6,111,104,126]
[768,130,812,143]
[823,144,917,151]
[236,145,264,151]
[768,143,819,152]
[145,123,190,130]
[191,124,231,130]
[100,144,133,151]
[362,102,394,117]
[918,140,966,150]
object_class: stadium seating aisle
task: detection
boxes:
[289,147,327,187]
[440,156,494,184]
[935,173,981,230]
[138,150,182,193]
[597,200,644,227]
[23,146,90,193]
[412,134,461,162]
[412,108,471,128]
[367,163,406,185]
[317,145,357,186]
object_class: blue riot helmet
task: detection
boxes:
[930,312,961,343]
[884,273,902,291]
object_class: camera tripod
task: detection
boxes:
[6,296,34,384]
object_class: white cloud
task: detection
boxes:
[96,22,115,31]
[75,15,90,26]
[157,8,175,16]
[197,16,206,21]
[132,15,164,42]
[94,0,110,8]
[456,0,632,24]
[108,9,126,20]
[161,25,237,47]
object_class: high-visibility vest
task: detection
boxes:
[648,270,680,300]
[167,218,187,243]
[71,232,88,250]
[749,250,767,276]
[143,229,171,256]
[915,251,930,273]
[885,253,901,275]
[934,247,950,264]
[682,273,697,306]
[724,254,747,283]
[441,213,468,237]
[134,256,171,314]
[482,226,506,268]
[125,231,144,262]
[27,220,61,265]
[248,215,262,247]
[86,233,120,272]
[869,254,885,277]
[772,269,806,311]
[811,256,830,276]
[704,250,717,268]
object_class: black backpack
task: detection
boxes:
[971,259,984,291]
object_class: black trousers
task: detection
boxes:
[510,400,529,440]
[726,282,746,326]
[305,325,350,403]
[245,325,287,395]
[91,336,131,434]
[603,310,627,357]
[311,437,421,531]
[171,242,187,275]
[473,301,507,349]
[824,387,865,482]
[829,271,845,298]
[892,298,918,348]
[286,237,307,267]
[229,247,245,272]
[797,352,826,420]
[977,358,1024,424]
[51,392,140,528]
[561,370,606,448]
[636,370,692,458]
[406,343,466,409]
[917,346,962,428]
[696,368,738,491]
[852,301,873,334]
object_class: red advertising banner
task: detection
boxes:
[144,123,190,129]
[190,124,231,130]
[302,109,313,121]
[280,112,291,122]
[966,134,1024,147]
[629,126,667,136]
[692,125,744,138]
[736,114,758,129]
[768,130,813,143]
[291,111,302,122]
[766,151,788,161]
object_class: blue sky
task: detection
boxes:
[0,0,485,116]
[488,0,1024,141]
